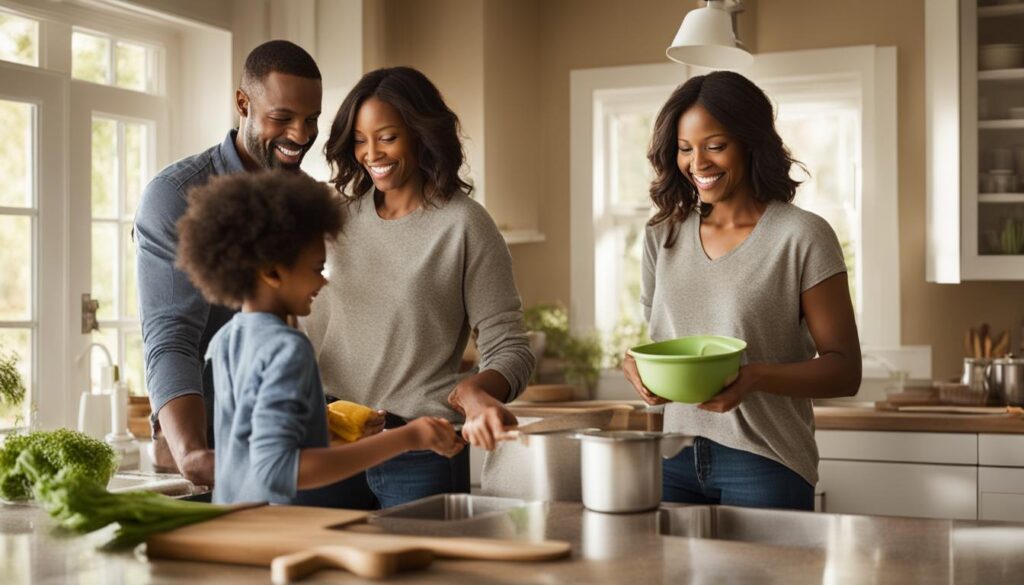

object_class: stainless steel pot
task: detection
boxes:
[526,429,588,502]
[577,430,693,513]
[987,357,1024,406]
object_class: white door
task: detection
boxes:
[0,63,68,430]
[68,79,168,406]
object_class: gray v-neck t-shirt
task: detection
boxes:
[642,201,848,485]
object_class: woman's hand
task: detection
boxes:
[405,417,464,458]
[361,409,386,438]
[449,384,518,451]
[698,365,760,413]
[623,352,669,406]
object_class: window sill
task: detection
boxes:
[502,229,546,245]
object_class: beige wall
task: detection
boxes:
[482,0,541,232]
[368,0,487,195]
[508,0,1024,380]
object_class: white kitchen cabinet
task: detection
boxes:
[819,459,978,520]
[926,0,1024,282]
[979,433,1024,466]
[979,466,1024,522]
[817,429,980,520]
[816,430,978,464]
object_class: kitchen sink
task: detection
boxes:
[369,494,547,539]
[660,505,848,549]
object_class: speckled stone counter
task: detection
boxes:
[814,405,1024,433]
[4,499,1024,584]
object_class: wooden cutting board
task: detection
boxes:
[146,504,571,581]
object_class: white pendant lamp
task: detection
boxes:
[666,0,753,70]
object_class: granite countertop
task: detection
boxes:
[509,399,1024,434]
[4,499,1024,584]
[813,405,1024,433]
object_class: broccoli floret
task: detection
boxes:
[0,429,117,501]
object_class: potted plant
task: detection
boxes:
[0,347,26,427]
[524,303,603,394]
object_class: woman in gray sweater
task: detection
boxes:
[623,71,861,510]
[304,67,535,508]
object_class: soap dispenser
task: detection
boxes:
[77,344,115,441]
[106,373,140,472]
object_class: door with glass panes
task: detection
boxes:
[0,63,67,431]
[69,29,168,404]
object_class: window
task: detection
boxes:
[0,98,35,429]
[72,29,158,93]
[0,9,37,67]
[0,0,230,431]
[572,48,928,383]
[89,116,152,395]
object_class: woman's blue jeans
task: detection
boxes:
[663,436,814,511]
[367,447,471,509]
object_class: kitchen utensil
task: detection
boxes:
[979,43,1024,70]
[893,405,1014,414]
[576,430,694,513]
[961,357,992,390]
[986,357,1024,406]
[271,545,433,582]
[146,504,571,581]
[497,407,632,442]
[493,408,631,502]
[628,335,746,403]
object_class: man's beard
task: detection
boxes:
[243,124,305,171]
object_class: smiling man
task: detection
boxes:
[134,41,322,488]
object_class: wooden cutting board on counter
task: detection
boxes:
[146,504,571,582]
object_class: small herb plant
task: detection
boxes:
[524,303,603,392]
[0,348,26,426]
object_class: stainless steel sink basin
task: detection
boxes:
[660,505,847,549]
[369,494,547,539]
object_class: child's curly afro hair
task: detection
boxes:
[176,170,343,308]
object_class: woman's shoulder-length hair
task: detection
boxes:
[647,70,804,246]
[324,66,473,204]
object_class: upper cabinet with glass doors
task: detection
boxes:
[927,0,1024,282]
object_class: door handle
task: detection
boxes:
[81,293,100,334]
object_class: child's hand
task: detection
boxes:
[362,409,386,437]
[405,417,464,458]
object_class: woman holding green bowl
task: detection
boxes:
[622,71,861,511]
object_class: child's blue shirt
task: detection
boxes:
[206,312,328,504]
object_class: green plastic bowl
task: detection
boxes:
[628,335,747,403]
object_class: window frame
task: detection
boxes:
[0,0,231,431]
[570,46,929,382]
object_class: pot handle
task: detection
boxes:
[660,433,694,459]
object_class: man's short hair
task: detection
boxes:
[241,40,321,93]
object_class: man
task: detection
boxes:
[135,40,322,487]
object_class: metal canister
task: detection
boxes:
[961,358,992,391]
[987,357,1024,406]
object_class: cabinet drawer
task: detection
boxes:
[817,430,977,464]
[818,460,977,520]
[979,466,1024,494]
[979,493,1024,522]
[979,434,1024,467]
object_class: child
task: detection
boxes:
[175,171,462,505]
